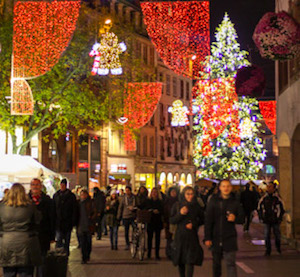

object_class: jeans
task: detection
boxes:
[123,218,135,246]
[79,232,92,262]
[212,250,237,277]
[109,226,119,248]
[178,264,194,277]
[264,223,281,253]
[96,214,104,239]
[102,214,108,235]
[147,227,161,258]
[56,230,72,256]
[3,267,34,277]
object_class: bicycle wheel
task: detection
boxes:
[130,228,138,258]
[138,228,146,261]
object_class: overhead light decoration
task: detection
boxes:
[117,117,128,125]
[168,100,190,127]
[124,82,163,151]
[89,20,126,76]
[259,100,276,135]
[140,0,210,78]
[11,0,81,115]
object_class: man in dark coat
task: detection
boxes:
[53,179,77,256]
[240,182,258,232]
[93,187,106,240]
[257,182,285,256]
[29,178,55,277]
[204,180,244,277]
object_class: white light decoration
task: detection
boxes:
[168,100,190,127]
[117,117,128,125]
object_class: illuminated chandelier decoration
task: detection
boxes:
[140,0,210,78]
[194,78,240,156]
[11,0,81,115]
[168,100,190,127]
[259,100,276,135]
[124,82,163,151]
[89,32,126,76]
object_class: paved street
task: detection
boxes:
[67,222,300,277]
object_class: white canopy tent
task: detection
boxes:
[0,155,61,197]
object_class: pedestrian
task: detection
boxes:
[204,180,244,277]
[117,186,136,250]
[240,182,258,233]
[157,184,166,202]
[93,187,106,240]
[170,186,204,277]
[0,183,42,277]
[53,178,78,256]
[164,186,179,259]
[29,178,55,277]
[106,190,120,250]
[147,187,164,260]
[257,182,285,256]
[77,189,97,264]
[136,185,149,210]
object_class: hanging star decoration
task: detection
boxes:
[168,100,190,127]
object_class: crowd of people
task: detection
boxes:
[0,178,285,277]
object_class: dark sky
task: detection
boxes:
[210,0,275,98]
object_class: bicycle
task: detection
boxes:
[130,209,152,261]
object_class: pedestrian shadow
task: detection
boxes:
[72,259,159,265]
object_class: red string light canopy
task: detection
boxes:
[140,0,210,78]
[11,0,81,114]
[124,82,163,151]
[259,100,276,135]
[195,78,240,156]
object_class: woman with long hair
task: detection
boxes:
[147,187,164,260]
[170,186,204,277]
[0,183,42,277]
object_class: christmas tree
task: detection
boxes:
[201,13,251,80]
[194,13,266,180]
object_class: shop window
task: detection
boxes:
[187,174,193,185]
[180,173,186,185]
[167,172,173,186]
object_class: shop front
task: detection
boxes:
[134,157,156,192]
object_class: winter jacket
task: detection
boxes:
[117,194,136,220]
[257,192,285,224]
[148,198,164,231]
[170,200,204,266]
[204,193,244,252]
[29,192,55,254]
[0,203,42,267]
[77,198,97,234]
[240,188,258,213]
[53,189,78,233]
[106,197,120,227]
[136,191,149,210]
[94,191,106,216]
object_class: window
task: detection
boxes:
[186,82,190,100]
[159,73,164,94]
[173,77,177,97]
[143,136,148,156]
[160,136,165,158]
[166,75,171,95]
[150,113,155,126]
[180,80,184,99]
[159,103,164,129]
[136,41,141,58]
[143,44,148,64]
[150,47,155,66]
[168,106,172,126]
[174,139,178,159]
[150,137,155,157]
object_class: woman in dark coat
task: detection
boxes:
[0,183,42,277]
[106,190,120,250]
[147,187,164,260]
[136,186,149,210]
[170,186,204,277]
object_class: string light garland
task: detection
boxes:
[11,79,34,115]
[11,0,81,114]
[140,1,210,78]
[259,100,276,135]
[124,82,163,151]
[168,100,190,127]
[89,32,126,76]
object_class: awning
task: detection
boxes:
[109,174,131,180]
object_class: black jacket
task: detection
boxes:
[106,197,120,227]
[204,193,244,252]
[170,199,204,266]
[94,191,106,216]
[77,198,97,234]
[148,198,164,230]
[0,203,42,267]
[53,189,77,232]
[29,192,56,253]
[257,192,285,224]
[240,188,258,213]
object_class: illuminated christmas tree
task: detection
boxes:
[194,13,266,180]
[201,13,251,80]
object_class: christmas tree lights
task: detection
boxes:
[168,100,189,127]
[124,82,163,151]
[141,1,210,78]
[259,101,276,135]
[89,32,126,76]
[11,0,81,114]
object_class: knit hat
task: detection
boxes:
[110,189,117,196]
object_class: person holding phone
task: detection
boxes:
[204,180,244,277]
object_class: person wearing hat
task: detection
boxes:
[106,190,120,250]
